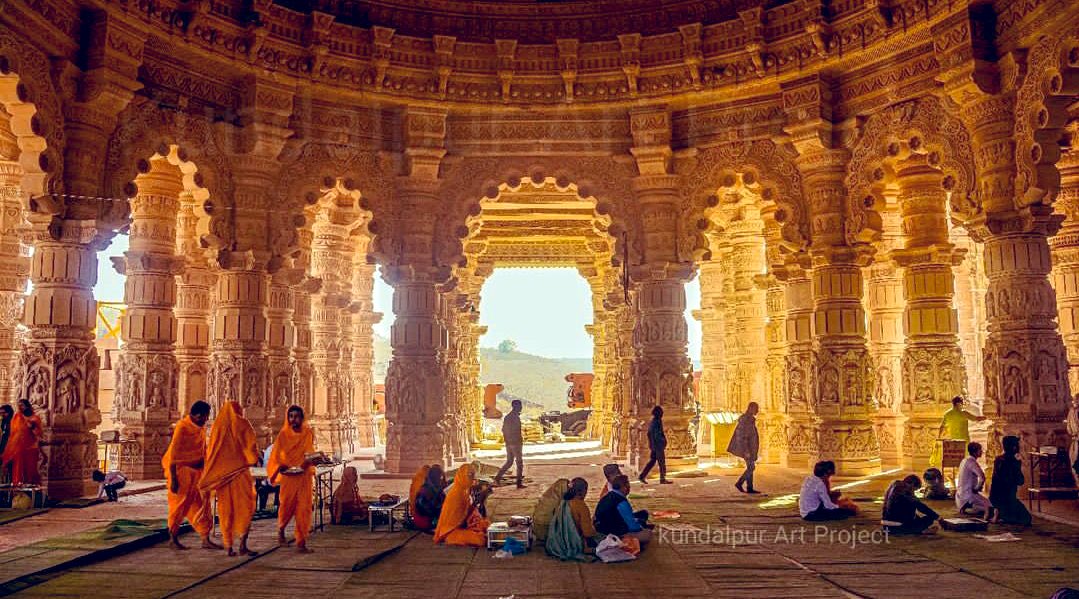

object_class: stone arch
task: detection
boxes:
[276,143,395,266]
[105,98,231,254]
[1015,32,1079,208]
[0,31,65,206]
[436,155,637,271]
[845,96,977,242]
[682,139,808,262]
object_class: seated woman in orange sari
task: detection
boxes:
[332,466,369,524]
[198,401,260,556]
[2,399,43,486]
[433,464,490,547]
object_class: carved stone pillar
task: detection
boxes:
[351,261,380,448]
[209,261,271,442]
[759,273,788,465]
[952,227,988,409]
[799,147,879,475]
[309,278,345,454]
[21,217,105,499]
[893,155,966,468]
[779,264,817,469]
[112,160,184,479]
[175,190,213,414]
[267,268,300,439]
[692,257,726,456]
[291,277,318,418]
[0,156,29,405]
[728,214,767,414]
[939,58,1071,450]
[865,190,905,468]
[609,300,635,459]
[630,176,697,470]
[981,214,1071,449]
[384,177,451,473]
[1051,152,1079,394]
[439,290,467,461]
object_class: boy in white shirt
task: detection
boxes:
[799,460,855,521]
[93,469,127,502]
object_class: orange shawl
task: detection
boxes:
[267,419,314,485]
[433,464,474,543]
[1,412,40,464]
[409,465,430,510]
[162,415,207,479]
[198,402,259,493]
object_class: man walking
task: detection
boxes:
[495,399,525,488]
[728,402,761,493]
[639,406,671,484]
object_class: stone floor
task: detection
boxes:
[2,453,1079,598]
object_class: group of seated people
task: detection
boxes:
[404,461,654,558]
[406,462,494,547]
[798,435,1033,533]
[532,463,653,560]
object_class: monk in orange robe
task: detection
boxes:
[1,400,43,486]
[199,401,259,556]
[268,405,315,553]
[162,400,218,550]
[433,464,490,547]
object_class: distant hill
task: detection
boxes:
[372,334,590,417]
[479,346,591,416]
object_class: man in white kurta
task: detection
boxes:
[956,441,992,518]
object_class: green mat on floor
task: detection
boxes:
[51,497,103,509]
[31,518,168,551]
[0,508,48,526]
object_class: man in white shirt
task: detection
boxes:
[799,460,855,521]
[956,441,993,519]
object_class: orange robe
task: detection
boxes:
[408,465,429,518]
[199,402,258,549]
[434,466,489,547]
[1,413,42,485]
[268,420,314,544]
[162,415,211,536]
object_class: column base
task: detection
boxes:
[355,413,378,447]
[876,415,906,469]
[904,416,941,471]
[117,424,172,479]
[41,430,99,501]
[384,423,451,473]
[819,420,881,477]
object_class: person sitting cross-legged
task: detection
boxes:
[594,475,652,547]
[882,475,941,534]
[799,460,856,521]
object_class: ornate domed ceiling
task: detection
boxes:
[270,0,788,42]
